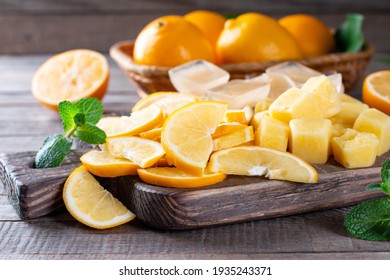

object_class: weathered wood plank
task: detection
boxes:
[1,209,390,260]
[2,252,390,260]
[1,0,389,14]
[0,57,136,92]
[0,150,88,219]
[0,14,389,54]
[0,195,21,220]
[0,91,137,108]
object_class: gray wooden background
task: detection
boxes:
[1,0,389,54]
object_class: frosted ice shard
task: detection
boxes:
[168,60,230,98]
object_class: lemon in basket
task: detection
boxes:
[216,12,302,64]
[279,14,335,57]
[133,15,215,67]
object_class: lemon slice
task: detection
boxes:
[161,101,228,176]
[208,146,318,183]
[222,106,253,125]
[212,122,248,139]
[132,91,179,112]
[63,166,135,229]
[107,136,165,168]
[97,105,164,137]
[80,150,138,177]
[139,127,162,141]
[138,167,227,188]
[213,126,254,151]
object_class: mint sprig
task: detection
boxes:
[344,158,390,240]
[335,13,365,53]
[35,98,106,168]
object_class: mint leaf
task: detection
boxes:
[344,198,390,241]
[75,98,103,125]
[58,101,79,133]
[367,182,383,192]
[335,13,365,52]
[36,98,106,168]
[381,158,390,183]
[75,123,106,144]
[35,134,72,168]
[73,112,86,126]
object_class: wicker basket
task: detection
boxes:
[109,40,375,98]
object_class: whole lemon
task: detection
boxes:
[279,14,335,57]
[216,13,302,64]
[133,15,215,67]
[184,10,226,49]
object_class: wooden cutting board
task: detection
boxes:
[0,150,387,229]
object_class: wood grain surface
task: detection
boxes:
[0,150,87,219]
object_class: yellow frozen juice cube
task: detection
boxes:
[339,93,362,104]
[289,118,332,164]
[332,122,351,138]
[331,102,369,126]
[353,108,390,156]
[254,115,289,151]
[331,128,379,168]
[250,110,270,129]
[254,97,274,113]
[269,88,323,123]
[301,75,341,118]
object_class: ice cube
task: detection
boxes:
[206,78,270,109]
[266,61,322,86]
[256,73,296,99]
[168,60,230,98]
[327,73,344,94]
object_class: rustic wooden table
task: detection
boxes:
[1,54,390,260]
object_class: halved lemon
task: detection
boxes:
[80,150,138,177]
[63,166,135,229]
[161,101,228,176]
[362,70,390,115]
[107,136,165,168]
[97,105,164,137]
[208,146,318,183]
[32,49,109,110]
[138,167,227,188]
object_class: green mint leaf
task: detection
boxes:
[344,197,390,241]
[35,134,72,168]
[367,182,383,192]
[380,182,390,196]
[73,112,86,126]
[381,158,390,184]
[335,13,365,52]
[75,98,103,125]
[58,101,79,133]
[75,123,106,144]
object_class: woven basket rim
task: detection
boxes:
[109,39,375,76]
